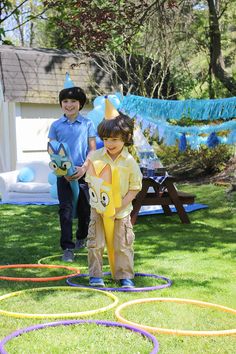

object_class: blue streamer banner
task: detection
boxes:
[137,118,236,149]
[120,95,236,121]
[119,94,236,149]
[88,93,236,150]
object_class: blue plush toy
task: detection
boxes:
[47,141,79,217]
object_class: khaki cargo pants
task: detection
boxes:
[87,208,135,280]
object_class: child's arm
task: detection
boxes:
[76,138,96,177]
[82,137,97,171]
[68,137,96,180]
[115,190,139,215]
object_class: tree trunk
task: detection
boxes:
[208,0,236,95]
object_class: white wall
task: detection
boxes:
[1,101,92,169]
[0,83,17,172]
[16,103,91,163]
[16,103,60,162]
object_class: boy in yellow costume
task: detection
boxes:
[85,97,142,288]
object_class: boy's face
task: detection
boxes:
[61,99,80,119]
[103,136,125,159]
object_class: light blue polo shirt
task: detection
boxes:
[48,113,96,166]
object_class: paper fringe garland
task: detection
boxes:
[89,93,236,150]
[120,94,236,121]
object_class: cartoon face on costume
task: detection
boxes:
[88,176,114,217]
[86,161,121,217]
[47,141,73,177]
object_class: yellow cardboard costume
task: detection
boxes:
[86,98,142,280]
[86,161,121,277]
[87,98,121,276]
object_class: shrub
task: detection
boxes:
[155,144,233,180]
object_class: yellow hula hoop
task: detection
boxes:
[115,297,236,336]
[0,286,118,319]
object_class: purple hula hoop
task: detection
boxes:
[0,320,159,354]
[66,272,172,292]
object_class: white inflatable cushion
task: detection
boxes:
[9,182,51,193]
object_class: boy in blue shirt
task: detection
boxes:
[48,79,96,262]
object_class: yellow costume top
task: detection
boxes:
[86,147,142,219]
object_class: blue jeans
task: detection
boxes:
[57,176,90,250]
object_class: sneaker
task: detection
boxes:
[62,249,74,262]
[120,279,135,288]
[75,238,87,250]
[89,277,105,287]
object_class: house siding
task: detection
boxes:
[0,45,111,103]
[0,46,111,169]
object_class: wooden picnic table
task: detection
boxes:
[131,175,196,225]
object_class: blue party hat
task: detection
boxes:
[64,72,75,89]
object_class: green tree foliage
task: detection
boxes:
[154,143,233,181]
[38,0,236,98]
[1,1,235,179]
[187,0,236,97]
[0,0,52,45]
[42,0,148,52]
[3,1,235,98]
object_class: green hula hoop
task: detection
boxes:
[37,253,109,270]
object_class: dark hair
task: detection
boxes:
[59,87,86,110]
[97,113,134,146]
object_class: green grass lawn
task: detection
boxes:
[0,183,235,353]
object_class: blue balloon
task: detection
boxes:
[93,96,105,107]
[48,172,57,185]
[93,105,105,118]
[107,94,121,108]
[50,183,58,199]
[114,92,123,102]
[87,105,104,128]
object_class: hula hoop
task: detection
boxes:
[0,286,118,319]
[37,253,110,270]
[38,253,86,265]
[0,320,159,354]
[115,297,236,336]
[38,253,81,265]
[66,272,172,292]
[0,264,80,282]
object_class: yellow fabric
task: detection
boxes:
[85,158,123,276]
[103,216,115,277]
[92,160,107,176]
[86,164,122,217]
[86,147,142,219]
[87,210,134,280]
[112,166,122,207]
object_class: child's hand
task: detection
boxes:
[115,207,122,215]
[66,166,86,181]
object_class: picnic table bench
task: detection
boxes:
[131,175,196,225]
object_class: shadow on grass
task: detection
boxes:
[0,183,235,270]
[133,209,236,260]
[0,205,60,264]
